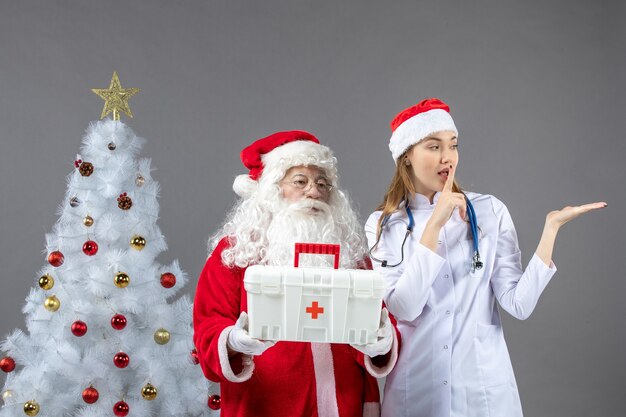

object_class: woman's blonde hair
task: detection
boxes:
[374,145,462,240]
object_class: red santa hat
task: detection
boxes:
[233,130,338,198]
[388,98,458,161]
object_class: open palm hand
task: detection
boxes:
[546,202,607,229]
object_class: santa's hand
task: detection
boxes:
[227,311,276,356]
[351,308,393,357]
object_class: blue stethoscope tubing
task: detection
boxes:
[465,194,483,271]
[369,194,483,271]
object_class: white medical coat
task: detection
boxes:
[365,192,556,417]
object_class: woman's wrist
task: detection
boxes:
[543,218,561,235]
[420,221,442,252]
[535,221,559,266]
[425,218,444,232]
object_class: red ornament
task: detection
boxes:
[74,159,82,168]
[71,320,88,337]
[82,386,99,404]
[160,272,176,288]
[47,251,64,267]
[113,352,130,368]
[190,348,199,365]
[111,314,127,330]
[113,401,129,417]
[82,240,98,256]
[0,356,16,373]
[208,394,221,410]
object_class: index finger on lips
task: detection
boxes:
[443,164,456,192]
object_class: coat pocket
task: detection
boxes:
[473,323,510,386]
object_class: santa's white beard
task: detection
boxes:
[264,199,341,267]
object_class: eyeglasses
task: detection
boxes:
[280,175,334,194]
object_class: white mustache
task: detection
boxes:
[288,199,331,214]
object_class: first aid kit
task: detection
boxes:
[244,243,386,344]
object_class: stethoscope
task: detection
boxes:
[369,194,483,272]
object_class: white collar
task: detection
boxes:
[408,191,441,209]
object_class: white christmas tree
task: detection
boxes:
[0,73,220,417]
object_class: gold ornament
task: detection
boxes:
[92,71,140,121]
[141,383,158,400]
[135,174,145,186]
[38,274,54,290]
[2,389,13,401]
[114,272,130,288]
[44,295,60,312]
[83,216,94,227]
[130,235,146,250]
[153,328,170,345]
[23,400,39,416]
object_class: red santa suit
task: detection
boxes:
[193,238,398,417]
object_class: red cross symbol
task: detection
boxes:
[306,301,324,319]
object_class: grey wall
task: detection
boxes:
[1,1,624,416]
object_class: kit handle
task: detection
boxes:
[294,243,340,269]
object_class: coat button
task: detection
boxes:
[445,310,451,315]
[444,274,449,279]
[438,240,442,244]
[443,380,448,385]
[443,345,448,349]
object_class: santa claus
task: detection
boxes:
[193,131,398,417]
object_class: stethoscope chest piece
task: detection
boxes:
[472,251,483,272]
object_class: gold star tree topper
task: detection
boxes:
[92,71,140,120]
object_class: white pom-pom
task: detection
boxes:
[233,174,258,198]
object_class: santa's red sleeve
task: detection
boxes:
[351,257,402,378]
[192,238,254,383]
[362,373,382,417]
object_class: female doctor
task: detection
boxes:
[365,98,606,417]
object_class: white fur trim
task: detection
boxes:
[363,328,399,378]
[261,140,338,184]
[218,326,255,382]
[310,343,340,417]
[363,402,380,417]
[233,174,258,198]
[389,108,458,161]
